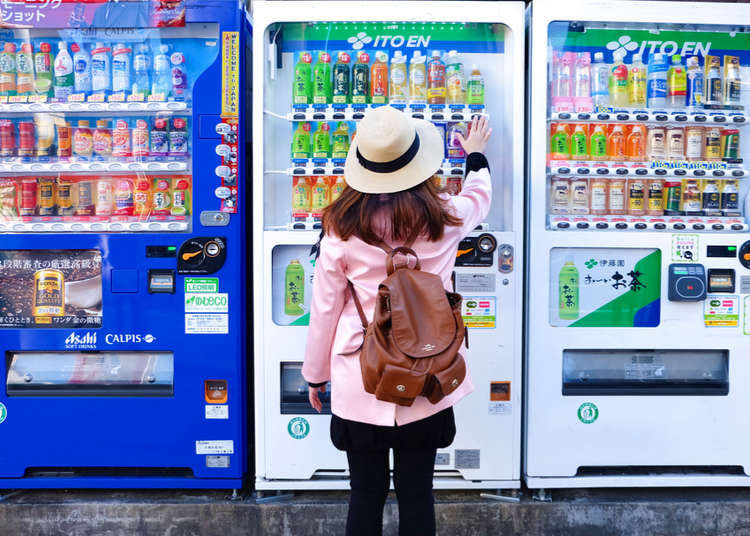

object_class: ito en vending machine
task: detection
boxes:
[526,0,750,488]
[252,1,525,491]
[0,0,246,488]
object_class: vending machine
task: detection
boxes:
[526,0,750,488]
[252,1,525,490]
[0,0,246,488]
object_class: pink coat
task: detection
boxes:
[302,168,492,426]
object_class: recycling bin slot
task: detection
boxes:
[280,362,331,414]
[562,349,728,396]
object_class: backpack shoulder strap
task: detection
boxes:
[347,280,368,330]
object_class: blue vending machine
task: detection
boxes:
[0,0,245,488]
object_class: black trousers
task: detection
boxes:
[345,447,437,536]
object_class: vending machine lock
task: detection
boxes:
[455,234,497,267]
[177,237,227,274]
[205,380,228,404]
[498,244,514,274]
[667,264,707,301]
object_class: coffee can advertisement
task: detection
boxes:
[0,250,102,328]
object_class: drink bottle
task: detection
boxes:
[589,123,608,160]
[389,51,408,106]
[607,124,626,161]
[111,43,131,93]
[558,258,579,320]
[591,52,609,107]
[647,53,667,108]
[170,51,187,98]
[549,123,570,160]
[331,122,350,160]
[626,124,646,161]
[466,64,484,106]
[445,50,465,105]
[313,52,332,105]
[0,43,16,96]
[704,55,722,106]
[370,51,388,105]
[408,51,426,105]
[53,41,74,100]
[292,51,313,105]
[608,52,628,107]
[132,43,151,95]
[332,51,350,105]
[16,43,34,96]
[570,123,588,160]
[34,43,53,97]
[71,43,92,94]
[724,55,741,106]
[91,42,111,94]
[312,122,330,159]
[152,45,171,97]
[666,54,686,108]
[685,56,704,108]
[628,54,646,107]
[291,122,311,159]
[285,260,305,316]
[426,50,446,105]
[351,51,369,105]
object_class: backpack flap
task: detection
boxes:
[387,270,456,358]
[375,363,428,406]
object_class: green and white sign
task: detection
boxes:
[550,248,661,328]
[0,402,7,424]
[704,295,739,327]
[672,235,699,263]
[185,278,219,293]
[185,293,228,313]
[288,417,310,440]
[577,402,599,424]
[551,24,750,62]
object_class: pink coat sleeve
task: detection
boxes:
[450,167,492,234]
[302,234,348,384]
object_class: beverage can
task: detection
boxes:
[171,178,190,216]
[57,179,73,215]
[36,116,54,157]
[704,127,722,161]
[701,179,720,215]
[152,178,172,214]
[57,123,72,158]
[96,179,113,216]
[150,117,169,156]
[0,120,15,157]
[37,178,56,216]
[75,180,94,215]
[663,181,682,214]
[17,121,35,158]
[646,179,664,215]
[20,178,37,216]
[32,269,65,317]
[169,117,188,157]
[721,129,740,160]
[134,177,151,218]
[627,179,645,215]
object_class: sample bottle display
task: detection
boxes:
[426,50,446,105]
[647,127,666,161]
[666,127,685,161]
[558,258,579,320]
[293,52,313,106]
[626,124,646,161]
[589,178,608,216]
[646,178,664,216]
[628,54,647,107]
[646,53,668,108]
[569,178,589,214]
[589,123,607,160]
[681,178,702,214]
[409,51,427,105]
[702,179,721,215]
[466,64,484,106]
[313,52,332,105]
[284,259,305,316]
[332,52,351,105]
[608,53,628,107]
[685,126,704,161]
[351,51,369,105]
[607,124,626,161]
[666,54,686,108]
[685,56,704,107]
[704,55,722,106]
[389,51,408,106]
[724,55,742,106]
[370,51,388,104]
[570,124,588,160]
[608,178,626,215]
[627,178,646,216]
[591,52,609,107]
[550,176,570,214]
[550,124,570,160]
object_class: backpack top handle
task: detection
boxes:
[386,247,421,275]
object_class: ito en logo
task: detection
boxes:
[606,35,639,59]
[577,402,599,424]
[288,417,310,439]
[347,32,373,50]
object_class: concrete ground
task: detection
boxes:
[1,487,749,535]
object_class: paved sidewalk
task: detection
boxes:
[1,488,749,535]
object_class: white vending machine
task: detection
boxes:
[251,0,525,491]
[526,0,750,488]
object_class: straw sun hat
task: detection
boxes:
[344,106,445,194]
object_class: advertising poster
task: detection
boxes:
[704,295,739,328]
[549,248,661,328]
[272,244,316,326]
[0,250,102,328]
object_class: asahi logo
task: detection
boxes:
[65,332,97,349]
[347,32,431,50]
[105,333,156,344]
[607,34,711,59]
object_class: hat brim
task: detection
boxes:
[344,118,445,194]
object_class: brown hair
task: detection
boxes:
[322,177,462,245]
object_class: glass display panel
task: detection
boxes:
[0,23,219,233]
[562,349,729,395]
[546,21,750,233]
[6,351,173,396]
[0,249,101,328]
[549,247,661,327]
[263,22,511,231]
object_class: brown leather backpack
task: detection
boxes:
[348,238,467,407]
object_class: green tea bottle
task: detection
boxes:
[291,122,311,160]
[285,259,305,316]
[312,121,331,159]
[558,257,579,320]
[293,51,313,105]
[331,122,350,160]
[313,52,332,105]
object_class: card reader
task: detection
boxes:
[668,263,706,301]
